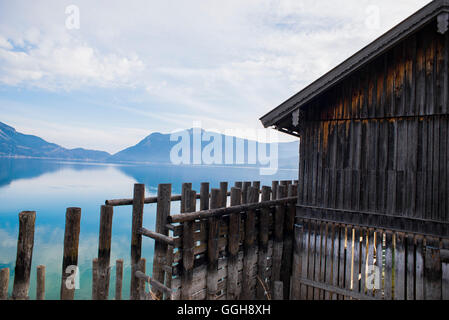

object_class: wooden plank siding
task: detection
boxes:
[293,20,449,300]
[298,22,449,226]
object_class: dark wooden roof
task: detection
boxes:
[260,0,449,131]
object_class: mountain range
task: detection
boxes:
[0,121,299,168]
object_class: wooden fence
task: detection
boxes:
[2,179,448,300]
[0,180,298,300]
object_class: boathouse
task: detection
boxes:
[261,0,449,232]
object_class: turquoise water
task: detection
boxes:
[0,158,297,300]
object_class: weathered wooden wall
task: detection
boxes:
[298,20,449,229]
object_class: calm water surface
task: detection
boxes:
[0,158,297,299]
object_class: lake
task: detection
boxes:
[0,158,297,300]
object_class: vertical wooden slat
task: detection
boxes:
[384,231,393,300]
[206,189,221,300]
[11,211,36,300]
[291,222,304,300]
[115,259,123,300]
[424,237,442,300]
[227,187,242,300]
[152,184,172,299]
[280,184,297,299]
[130,184,145,300]
[415,235,425,300]
[321,222,330,300]
[331,224,340,300]
[271,185,287,294]
[307,219,316,300]
[338,225,346,300]
[323,223,334,300]
[299,218,310,300]
[60,208,81,301]
[352,227,361,294]
[97,205,114,300]
[344,227,353,299]
[441,239,449,300]
[241,186,259,300]
[181,189,196,300]
[314,221,324,299]
[406,235,415,300]
[36,265,45,300]
[273,281,283,300]
[257,186,271,300]
[0,268,9,300]
[374,230,384,299]
[394,232,406,300]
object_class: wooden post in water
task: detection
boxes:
[0,268,9,300]
[115,259,123,300]
[252,181,261,192]
[130,184,145,300]
[138,258,146,299]
[226,187,242,300]
[200,183,210,211]
[242,182,251,204]
[257,186,271,300]
[181,189,196,299]
[97,205,114,300]
[206,189,221,300]
[234,181,243,189]
[280,184,297,299]
[181,183,192,213]
[220,182,228,208]
[60,208,81,300]
[36,265,45,300]
[152,184,172,299]
[241,187,259,300]
[92,258,99,299]
[164,245,174,300]
[272,181,279,200]
[271,185,286,292]
[12,211,36,300]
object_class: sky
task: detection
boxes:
[0,0,432,154]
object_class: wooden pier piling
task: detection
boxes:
[257,186,271,299]
[130,184,145,300]
[241,186,259,300]
[206,189,221,300]
[60,207,81,300]
[12,211,36,300]
[280,184,297,299]
[36,265,45,300]
[181,188,196,299]
[226,187,242,300]
[115,259,123,300]
[0,268,9,300]
[220,182,228,208]
[97,205,114,300]
[152,184,172,299]
[271,185,287,291]
[92,258,99,299]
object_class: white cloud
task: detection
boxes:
[0,0,433,149]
